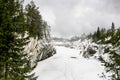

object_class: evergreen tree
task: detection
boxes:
[98,28,120,80]
[88,23,120,80]
[92,27,101,42]
[0,0,36,80]
[25,1,44,39]
[111,22,115,33]
[96,27,100,38]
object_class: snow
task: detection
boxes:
[24,37,54,67]
[33,46,106,80]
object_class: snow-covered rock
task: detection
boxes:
[24,37,56,67]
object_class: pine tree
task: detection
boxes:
[0,0,36,80]
[92,27,100,42]
[96,27,100,38]
[25,1,44,39]
[111,22,115,33]
[95,24,120,80]
[86,23,120,80]
[98,28,120,80]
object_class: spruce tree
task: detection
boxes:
[92,23,120,80]
[111,22,115,33]
[96,27,100,37]
[98,28,120,80]
[0,0,36,80]
[25,1,44,39]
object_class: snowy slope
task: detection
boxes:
[33,46,107,80]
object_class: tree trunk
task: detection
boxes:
[4,63,8,80]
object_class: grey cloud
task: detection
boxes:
[34,0,80,7]
[24,0,120,38]
[92,0,120,14]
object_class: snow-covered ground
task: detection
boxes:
[33,46,107,80]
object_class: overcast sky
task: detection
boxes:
[24,0,120,38]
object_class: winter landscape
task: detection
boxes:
[0,0,120,80]
[33,40,108,80]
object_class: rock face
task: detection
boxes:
[24,37,56,67]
